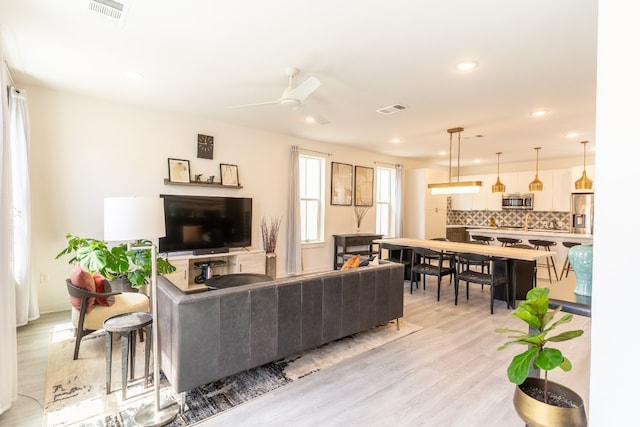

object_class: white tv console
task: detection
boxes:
[161,249,266,293]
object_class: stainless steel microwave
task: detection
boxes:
[502,193,534,210]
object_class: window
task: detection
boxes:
[376,166,397,237]
[299,154,325,243]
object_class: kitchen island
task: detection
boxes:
[467,227,592,273]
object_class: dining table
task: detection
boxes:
[375,237,554,308]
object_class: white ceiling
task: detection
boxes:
[1,0,598,168]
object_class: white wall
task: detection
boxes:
[27,85,423,313]
[589,1,640,424]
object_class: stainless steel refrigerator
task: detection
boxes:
[570,193,594,234]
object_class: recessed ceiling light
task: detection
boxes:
[530,109,549,117]
[391,138,401,144]
[305,116,316,123]
[439,151,447,156]
[124,71,144,80]
[455,61,478,71]
[566,132,579,138]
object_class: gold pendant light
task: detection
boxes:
[492,152,506,193]
[428,127,483,194]
[575,140,593,190]
[528,147,544,192]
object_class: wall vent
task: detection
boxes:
[376,104,407,115]
[88,0,125,20]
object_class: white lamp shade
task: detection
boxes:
[104,197,166,241]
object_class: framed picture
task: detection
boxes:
[330,162,353,206]
[220,163,239,186]
[197,134,214,159]
[168,158,191,183]
[354,166,374,206]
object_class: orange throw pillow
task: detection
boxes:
[341,255,361,270]
[69,264,96,313]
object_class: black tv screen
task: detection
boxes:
[159,194,252,253]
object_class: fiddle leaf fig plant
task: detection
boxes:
[56,233,175,289]
[495,287,584,402]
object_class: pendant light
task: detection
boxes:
[428,127,483,194]
[528,147,544,192]
[574,140,593,190]
[492,152,506,193]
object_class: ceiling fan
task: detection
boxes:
[229,67,329,125]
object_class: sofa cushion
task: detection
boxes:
[69,264,96,313]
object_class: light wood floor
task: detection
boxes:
[0,276,591,427]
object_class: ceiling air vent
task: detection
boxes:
[88,0,125,20]
[376,104,407,115]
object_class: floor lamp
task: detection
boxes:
[104,197,179,427]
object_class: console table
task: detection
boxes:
[333,233,383,270]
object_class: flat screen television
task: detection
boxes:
[159,194,252,253]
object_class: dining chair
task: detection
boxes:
[410,246,456,300]
[454,253,509,314]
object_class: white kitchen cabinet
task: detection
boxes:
[531,170,553,211]
[449,174,474,211]
[499,172,518,194]
[552,169,572,211]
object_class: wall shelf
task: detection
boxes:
[163,179,243,189]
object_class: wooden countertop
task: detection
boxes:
[376,238,552,261]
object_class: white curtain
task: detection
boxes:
[0,57,18,414]
[10,87,38,327]
[395,164,404,238]
[285,146,302,275]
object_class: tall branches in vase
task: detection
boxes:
[354,206,370,232]
[261,216,282,253]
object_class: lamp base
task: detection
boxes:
[134,401,179,427]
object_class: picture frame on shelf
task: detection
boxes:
[168,158,191,183]
[354,166,374,206]
[197,134,214,159]
[220,163,239,186]
[330,162,353,206]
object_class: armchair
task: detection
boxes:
[66,279,149,360]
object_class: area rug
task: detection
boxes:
[44,319,422,426]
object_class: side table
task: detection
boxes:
[104,311,153,400]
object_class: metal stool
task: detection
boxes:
[529,239,559,282]
[497,237,522,247]
[104,311,152,400]
[470,235,494,245]
[560,242,581,278]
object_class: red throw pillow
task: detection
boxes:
[69,264,96,313]
[93,272,116,307]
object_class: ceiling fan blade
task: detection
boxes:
[286,76,321,102]
[296,105,330,125]
[228,99,280,109]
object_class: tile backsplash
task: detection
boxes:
[446,198,570,230]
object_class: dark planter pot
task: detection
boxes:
[110,278,140,294]
[513,377,587,427]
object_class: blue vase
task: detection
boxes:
[568,244,593,296]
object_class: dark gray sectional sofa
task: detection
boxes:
[157,262,404,393]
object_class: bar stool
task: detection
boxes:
[104,311,153,400]
[529,239,559,282]
[470,235,494,245]
[497,237,522,247]
[560,242,581,278]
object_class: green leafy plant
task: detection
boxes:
[495,287,584,403]
[56,233,176,288]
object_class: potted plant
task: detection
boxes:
[495,287,587,427]
[56,233,176,289]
